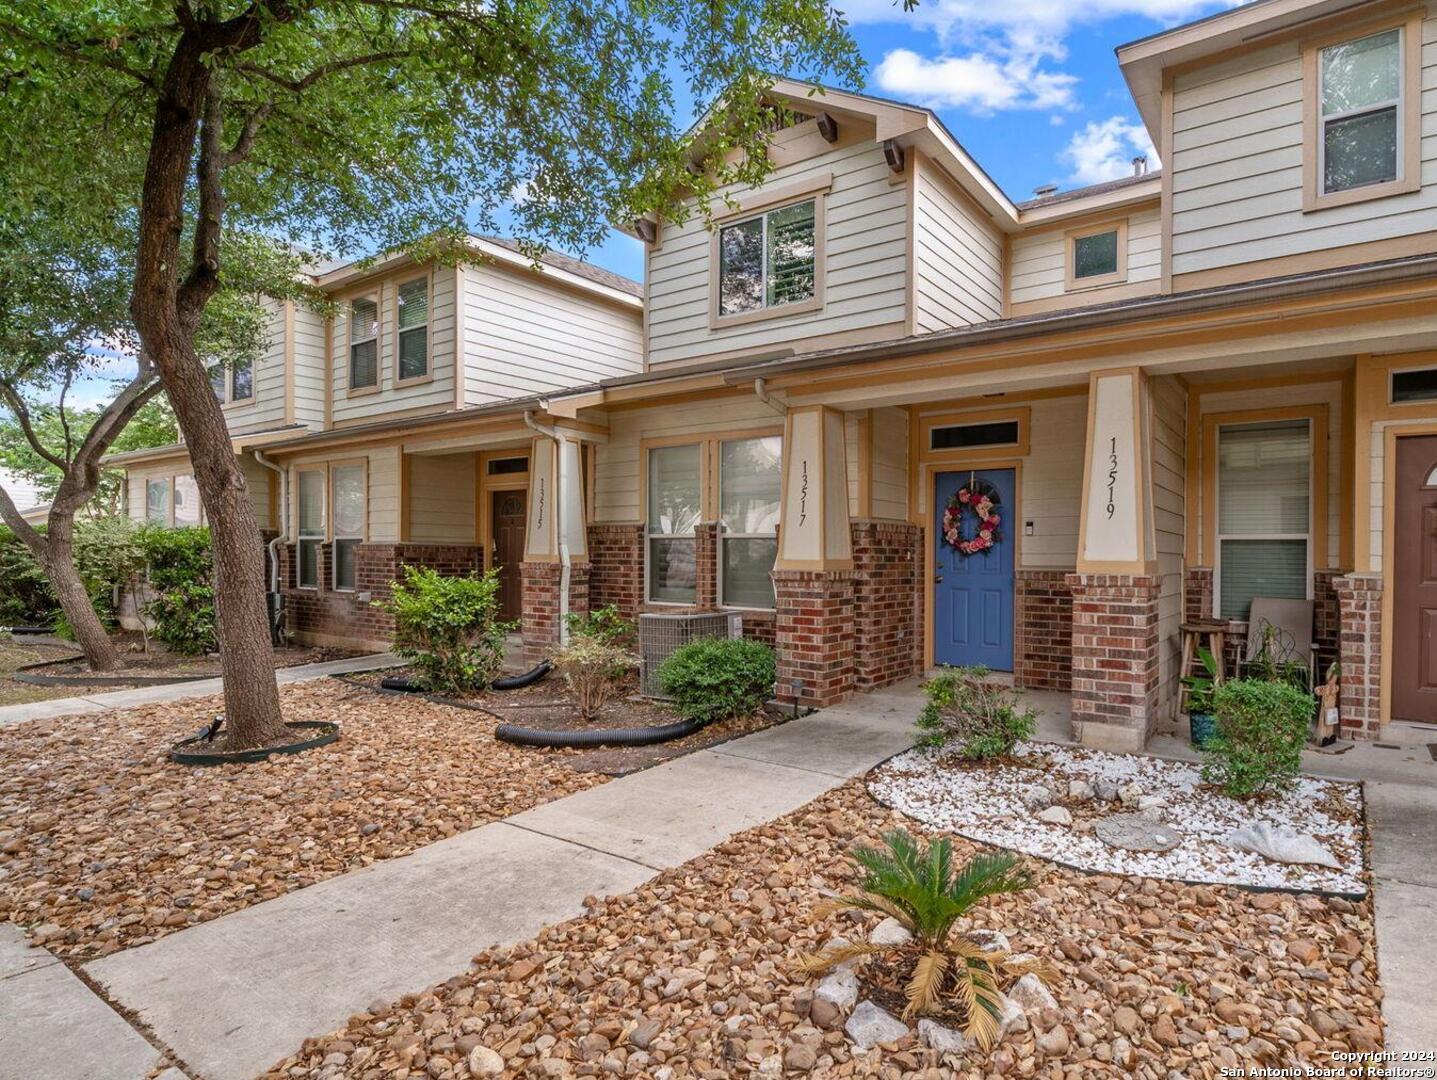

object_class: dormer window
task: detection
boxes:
[717,198,817,318]
[1319,29,1401,195]
[1065,220,1127,291]
[396,277,430,382]
[349,296,379,391]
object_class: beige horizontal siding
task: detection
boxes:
[223,298,288,436]
[913,160,1003,331]
[291,303,328,429]
[407,452,476,543]
[1009,206,1161,306]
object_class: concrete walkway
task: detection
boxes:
[82,684,923,1080]
[0,652,401,728]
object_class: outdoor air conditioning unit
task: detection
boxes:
[638,611,743,697]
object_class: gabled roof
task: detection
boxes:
[1016,171,1162,212]
[473,236,642,299]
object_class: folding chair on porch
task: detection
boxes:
[1242,597,1316,692]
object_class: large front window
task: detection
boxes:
[349,296,379,390]
[297,469,325,589]
[1217,420,1311,621]
[647,444,701,603]
[719,436,781,608]
[331,465,365,590]
[718,199,816,316]
[1320,29,1402,195]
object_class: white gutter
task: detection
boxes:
[253,450,287,593]
[522,410,571,645]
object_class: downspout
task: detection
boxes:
[523,410,571,645]
[253,450,287,593]
[753,377,787,416]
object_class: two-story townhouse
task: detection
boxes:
[115,0,1437,750]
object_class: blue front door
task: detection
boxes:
[934,468,1015,670]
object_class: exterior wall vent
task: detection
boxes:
[638,611,742,697]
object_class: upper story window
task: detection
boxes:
[1305,15,1419,210]
[230,358,253,402]
[1066,221,1127,290]
[396,277,429,382]
[718,198,817,318]
[349,296,379,391]
[209,366,226,400]
[331,464,365,590]
[1319,29,1401,195]
[647,443,702,603]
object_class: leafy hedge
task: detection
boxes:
[139,526,217,655]
[656,636,775,722]
[0,527,57,627]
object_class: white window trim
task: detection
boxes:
[1213,420,1314,621]
[347,292,381,396]
[1317,28,1403,198]
[716,436,781,612]
[394,274,433,386]
[644,442,703,607]
[709,192,826,329]
[295,467,326,591]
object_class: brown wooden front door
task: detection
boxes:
[1392,434,1437,724]
[491,490,527,623]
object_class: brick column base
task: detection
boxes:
[521,561,590,663]
[588,524,644,618]
[1334,573,1383,739]
[773,569,855,708]
[1014,570,1073,691]
[1066,573,1161,752]
[851,520,922,690]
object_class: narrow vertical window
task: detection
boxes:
[396,278,429,381]
[349,296,379,390]
[297,469,325,588]
[173,475,201,526]
[331,465,365,590]
[1216,421,1311,620]
[647,444,701,603]
[230,357,253,401]
[145,478,170,524]
[719,436,781,608]
[1320,29,1402,195]
[208,366,226,401]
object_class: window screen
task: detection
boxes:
[718,199,816,316]
[349,297,379,389]
[397,278,429,380]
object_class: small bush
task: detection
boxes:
[553,635,639,720]
[0,527,56,627]
[563,604,635,649]
[916,666,1037,759]
[377,565,512,694]
[139,526,217,655]
[1201,677,1312,797]
[656,636,775,722]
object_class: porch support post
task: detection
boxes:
[773,406,855,708]
[1333,573,1383,739]
[520,433,589,662]
[1069,368,1162,751]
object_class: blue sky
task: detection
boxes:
[575,0,1239,282]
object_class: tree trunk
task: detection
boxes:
[129,30,288,752]
[40,509,124,672]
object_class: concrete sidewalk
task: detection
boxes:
[83,682,922,1080]
[0,652,400,728]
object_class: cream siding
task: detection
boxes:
[285,445,401,543]
[1009,206,1162,306]
[1169,11,1437,278]
[222,298,288,436]
[593,396,784,523]
[1015,396,1089,569]
[460,264,642,405]
[872,407,909,521]
[407,452,476,542]
[1150,375,1188,718]
[646,128,910,367]
[912,161,1004,330]
[291,303,328,429]
[124,455,273,531]
[330,271,458,426]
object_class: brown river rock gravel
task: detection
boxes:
[0,678,604,960]
[265,781,1383,1079]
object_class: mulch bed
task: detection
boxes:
[348,667,791,776]
[265,780,1383,1079]
[0,679,605,960]
[17,638,364,684]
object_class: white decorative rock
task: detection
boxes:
[967,929,1011,954]
[1095,778,1120,802]
[1227,823,1343,869]
[868,917,912,946]
[998,994,1030,1036]
[1118,782,1144,806]
[1137,795,1168,812]
[814,968,858,1012]
[917,1018,967,1054]
[844,1000,910,1049]
[1068,779,1095,802]
[1037,805,1073,827]
[1006,973,1058,1015]
[1022,786,1054,811]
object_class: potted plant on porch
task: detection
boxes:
[1181,645,1222,749]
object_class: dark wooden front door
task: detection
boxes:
[1392,435,1437,724]
[491,490,526,622]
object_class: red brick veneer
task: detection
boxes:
[520,560,590,663]
[587,524,643,618]
[850,520,922,690]
[1066,572,1161,750]
[1334,573,1382,738]
[1014,570,1073,691]
[772,569,855,707]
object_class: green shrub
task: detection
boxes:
[139,526,217,655]
[0,527,56,626]
[916,666,1037,759]
[377,565,512,693]
[563,604,635,649]
[1201,677,1312,797]
[656,635,775,722]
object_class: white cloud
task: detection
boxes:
[1061,116,1159,185]
[874,48,1077,112]
[841,0,1226,46]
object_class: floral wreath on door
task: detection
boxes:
[942,476,1002,556]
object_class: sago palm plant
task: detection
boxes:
[800,828,1055,1050]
